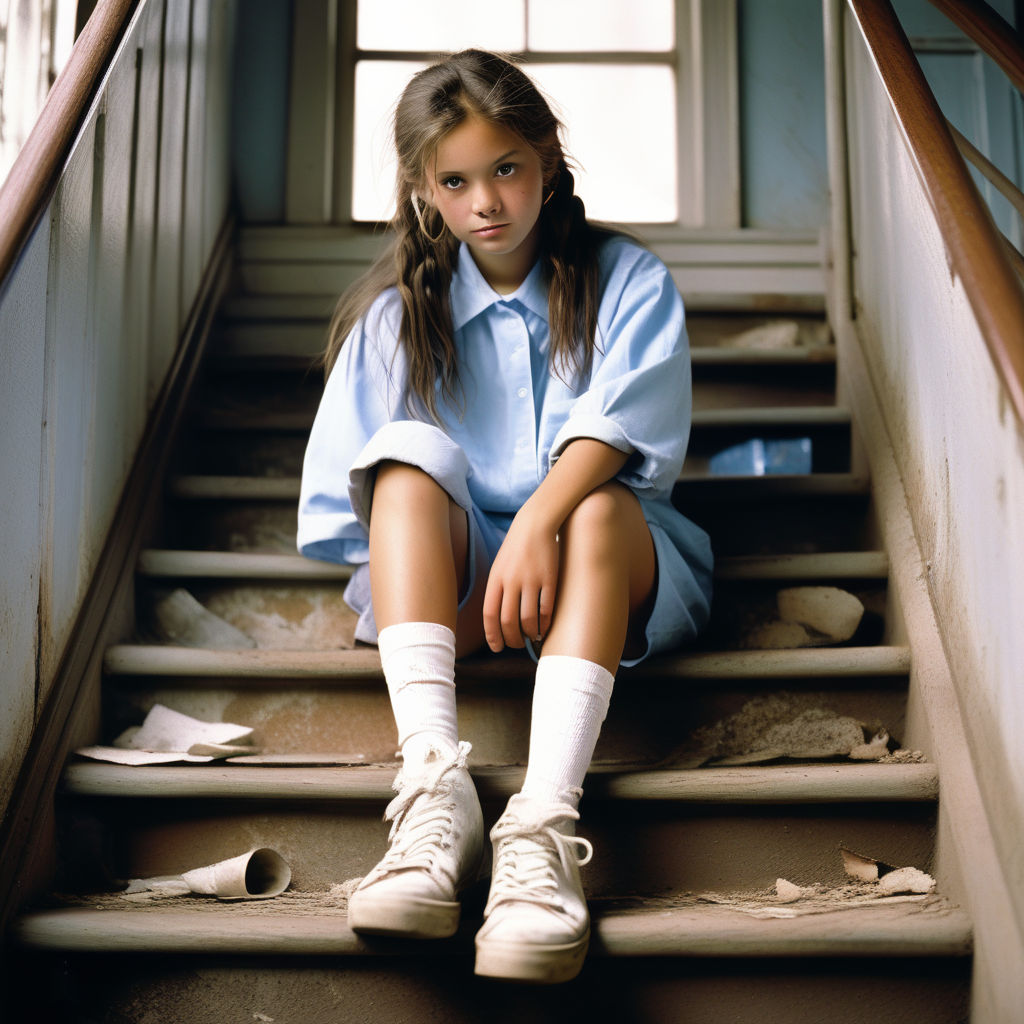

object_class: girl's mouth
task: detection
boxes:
[472,224,508,237]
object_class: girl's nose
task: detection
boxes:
[472,184,500,217]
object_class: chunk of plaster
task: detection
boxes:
[877,866,936,895]
[777,587,864,641]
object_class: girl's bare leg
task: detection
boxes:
[349,460,486,940]
[541,480,657,671]
[475,482,657,980]
[368,461,487,656]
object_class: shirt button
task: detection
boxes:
[517,387,527,399]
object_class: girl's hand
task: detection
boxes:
[482,502,559,652]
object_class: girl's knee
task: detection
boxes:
[563,481,639,537]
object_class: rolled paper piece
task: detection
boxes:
[180,848,291,900]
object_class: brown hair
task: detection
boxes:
[325,49,611,419]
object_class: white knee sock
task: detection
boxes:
[520,655,615,808]
[378,621,459,767]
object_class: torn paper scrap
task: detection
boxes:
[840,848,935,893]
[75,747,217,765]
[126,848,291,901]
[151,588,257,649]
[76,704,256,764]
[117,704,253,752]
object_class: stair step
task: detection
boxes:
[165,472,871,501]
[61,762,937,803]
[136,549,889,581]
[102,644,911,681]
[14,897,970,958]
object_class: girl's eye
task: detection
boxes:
[495,164,515,177]
[442,176,463,190]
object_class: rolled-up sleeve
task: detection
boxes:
[297,293,406,564]
[549,247,691,496]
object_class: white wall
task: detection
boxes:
[0,0,237,821]
[845,9,1024,939]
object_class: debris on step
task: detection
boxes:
[849,729,891,760]
[774,878,812,902]
[777,586,865,642]
[877,866,937,895]
[841,847,936,894]
[123,848,291,902]
[734,586,868,650]
[149,588,257,648]
[75,704,256,764]
[201,585,358,650]
[719,320,801,349]
[879,748,928,763]
[670,693,892,766]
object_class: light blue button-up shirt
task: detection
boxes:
[298,235,712,652]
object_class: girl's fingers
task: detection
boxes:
[500,585,526,648]
[538,584,555,639]
[519,586,541,644]
[482,578,505,652]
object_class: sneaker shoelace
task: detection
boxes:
[372,742,470,881]
[486,802,594,914]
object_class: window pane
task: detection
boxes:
[528,0,674,51]
[357,1,525,52]
[352,61,426,222]
[353,63,677,224]
[530,65,677,222]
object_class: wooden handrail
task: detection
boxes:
[849,0,1024,424]
[0,0,140,286]
[928,0,1024,95]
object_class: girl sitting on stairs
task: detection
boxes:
[297,49,712,984]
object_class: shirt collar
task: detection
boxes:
[450,243,549,330]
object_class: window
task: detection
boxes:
[352,0,677,223]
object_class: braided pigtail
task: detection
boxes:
[541,159,603,384]
[393,194,461,420]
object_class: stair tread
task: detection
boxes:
[102,644,911,679]
[166,472,870,501]
[137,549,888,582]
[61,761,938,802]
[14,895,970,958]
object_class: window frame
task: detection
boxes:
[284,0,739,233]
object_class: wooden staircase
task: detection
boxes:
[8,300,972,1022]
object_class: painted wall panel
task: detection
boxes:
[150,0,191,401]
[37,133,96,695]
[90,45,143,562]
[848,23,1024,947]
[181,0,210,320]
[202,0,236,262]
[738,0,829,229]
[129,0,167,427]
[230,0,289,222]
[0,217,49,814]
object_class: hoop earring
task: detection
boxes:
[410,191,446,244]
[543,190,555,206]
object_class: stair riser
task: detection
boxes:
[135,578,889,652]
[164,495,874,558]
[12,951,970,1024]
[59,800,936,896]
[101,681,911,765]
[182,421,852,476]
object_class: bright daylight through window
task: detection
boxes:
[353,0,676,224]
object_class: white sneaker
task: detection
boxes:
[474,793,593,983]
[348,741,484,938]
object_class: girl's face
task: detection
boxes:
[426,115,544,293]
